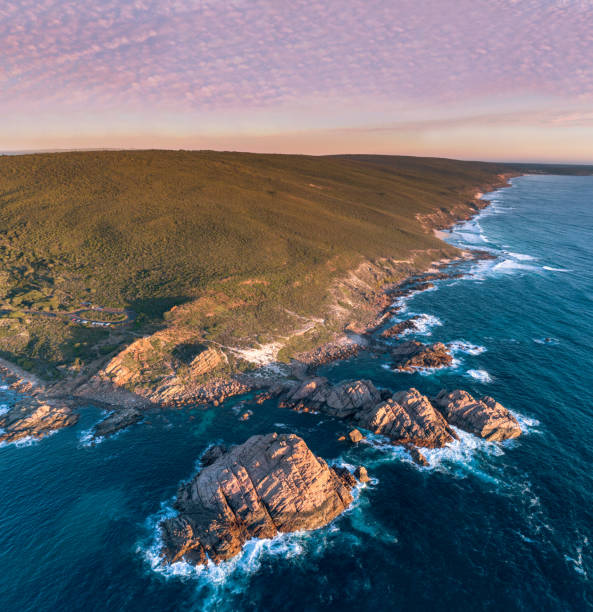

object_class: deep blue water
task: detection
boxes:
[1,175,593,611]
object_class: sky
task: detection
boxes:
[1,0,593,162]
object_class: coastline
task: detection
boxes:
[5,171,593,611]
[0,172,517,441]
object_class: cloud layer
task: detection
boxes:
[3,0,593,110]
[1,0,593,159]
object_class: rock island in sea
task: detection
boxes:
[159,433,359,566]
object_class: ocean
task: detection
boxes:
[1,174,592,611]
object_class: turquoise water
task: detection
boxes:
[1,175,592,611]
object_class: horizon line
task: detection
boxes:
[1,147,592,167]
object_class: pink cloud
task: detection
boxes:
[0,0,592,114]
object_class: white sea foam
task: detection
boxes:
[363,428,506,484]
[452,219,489,245]
[396,356,462,376]
[140,474,366,603]
[422,428,505,482]
[391,285,437,312]
[358,433,424,468]
[145,522,308,582]
[0,384,8,391]
[77,410,111,447]
[467,258,498,281]
[507,252,536,261]
[78,428,100,447]
[0,403,9,416]
[565,535,589,578]
[0,434,40,448]
[514,412,542,435]
[467,258,535,280]
[492,259,538,273]
[543,266,573,272]
[466,369,493,383]
[449,341,486,356]
[405,313,442,336]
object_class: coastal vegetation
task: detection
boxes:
[0,150,589,382]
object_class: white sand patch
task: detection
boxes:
[229,342,283,366]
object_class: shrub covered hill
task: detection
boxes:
[0,150,583,394]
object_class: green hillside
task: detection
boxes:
[0,150,512,378]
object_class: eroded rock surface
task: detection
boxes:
[159,433,356,565]
[0,400,78,443]
[434,389,522,441]
[277,378,521,454]
[279,380,455,449]
[391,341,453,371]
[280,377,381,417]
[91,406,143,440]
[355,388,456,448]
[96,331,233,406]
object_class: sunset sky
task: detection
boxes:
[2,0,593,162]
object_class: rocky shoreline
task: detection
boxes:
[0,358,79,444]
[0,175,516,444]
[0,174,529,572]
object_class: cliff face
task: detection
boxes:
[94,330,225,404]
[159,433,357,566]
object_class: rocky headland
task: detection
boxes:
[159,433,359,566]
[0,358,79,444]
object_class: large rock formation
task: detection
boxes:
[159,433,357,566]
[391,340,453,371]
[279,379,455,449]
[434,389,522,441]
[277,378,522,455]
[280,377,382,417]
[189,347,222,376]
[0,400,78,443]
[355,388,456,448]
[96,330,228,405]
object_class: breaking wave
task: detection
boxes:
[493,259,539,273]
[449,341,486,356]
[543,266,573,272]
[466,369,493,383]
[405,313,442,336]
